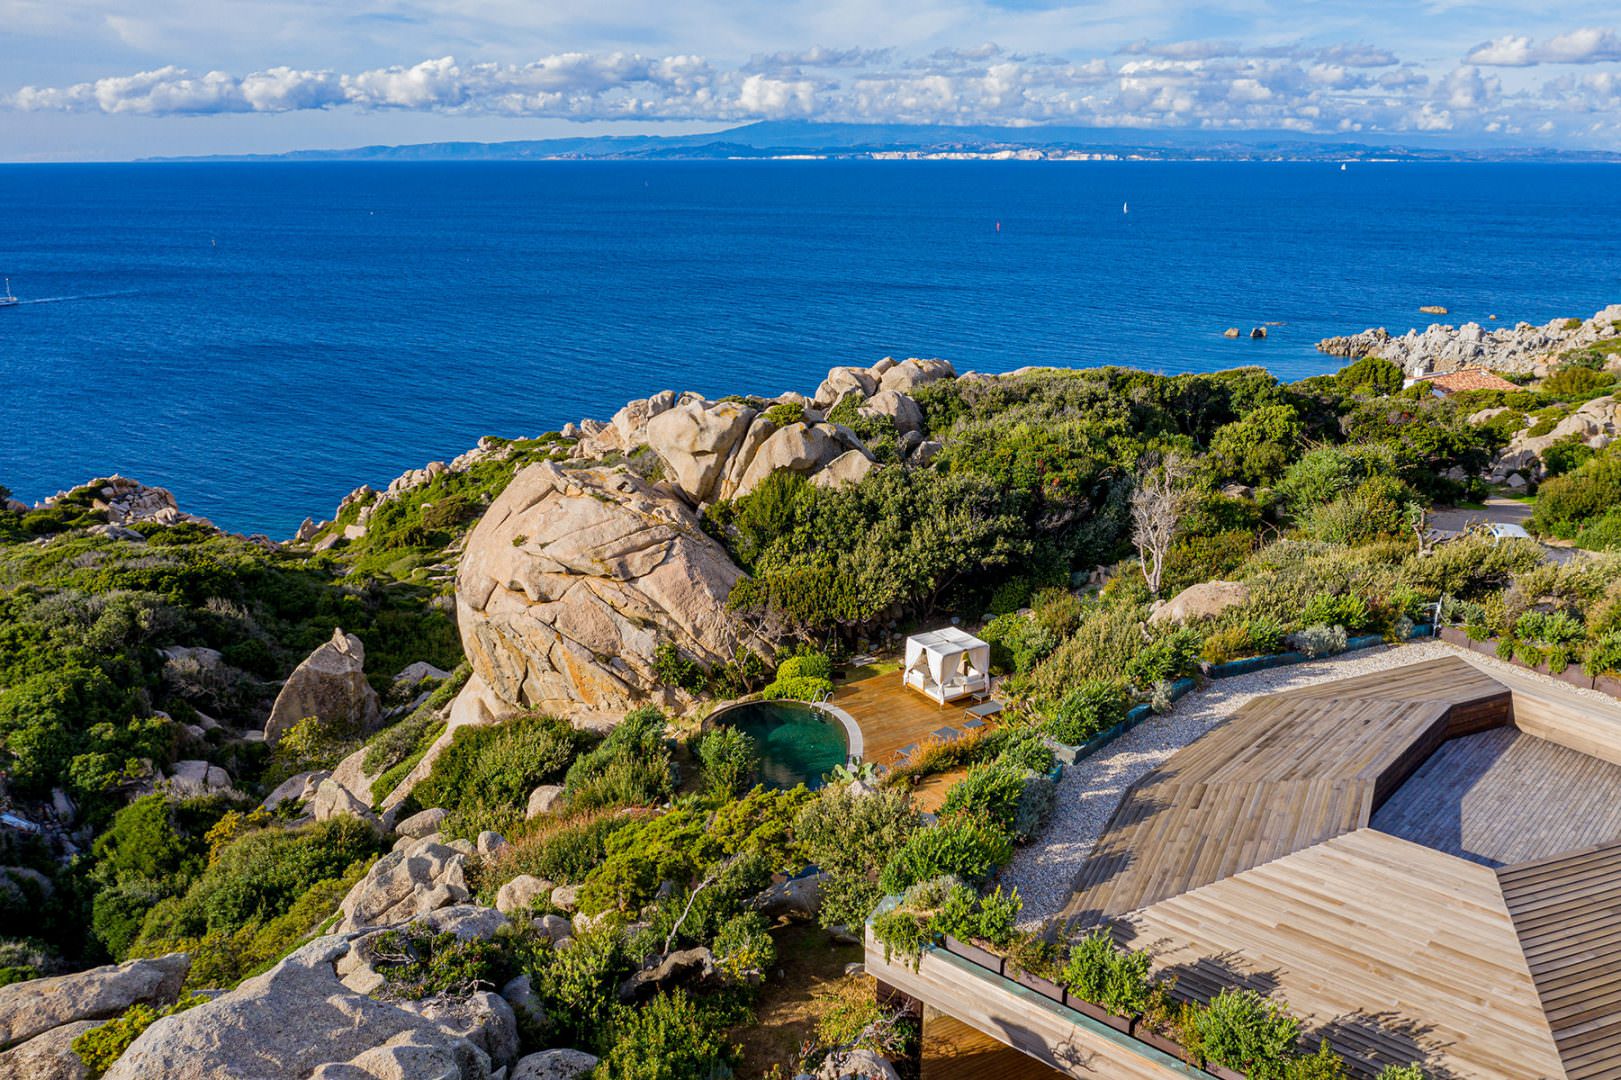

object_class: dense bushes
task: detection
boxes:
[1043,679,1128,745]
[561,705,675,811]
[877,814,1013,895]
[793,784,921,931]
[408,711,580,835]
[124,815,381,985]
[1531,451,1621,539]
[697,727,757,797]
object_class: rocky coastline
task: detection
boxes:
[1316,302,1621,377]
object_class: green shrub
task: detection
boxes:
[73,993,207,1077]
[1286,625,1348,658]
[933,883,1021,949]
[776,651,833,681]
[1532,454,1621,538]
[794,784,921,930]
[576,787,805,918]
[1514,609,1584,645]
[409,711,578,834]
[1585,630,1621,676]
[1193,988,1301,1080]
[982,612,1060,674]
[711,911,776,980]
[1542,435,1598,477]
[653,643,708,693]
[127,815,381,978]
[996,730,1055,774]
[596,990,738,1080]
[1541,365,1614,399]
[1336,356,1404,395]
[537,920,631,1047]
[1301,591,1373,631]
[497,810,632,886]
[938,762,1025,835]
[1044,680,1128,745]
[1286,1042,1350,1079]
[1374,1066,1428,1080]
[878,815,1013,895]
[869,905,934,967]
[764,401,806,428]
[1060,931,1154,1017]
[562,706,674,811]
[697,727,758,797]
[760,674,834,701]
[369,924,500,999]
[1210,404,1304,484]
[1125,625,1203,688]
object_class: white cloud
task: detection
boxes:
[3,38,1616,143]
[1467,27,1621,66]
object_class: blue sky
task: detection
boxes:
[2,0,1620,159]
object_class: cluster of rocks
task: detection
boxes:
[442,358,957,726]
[8,476,216,543]
[1474,394,1621,486]
[0,952,190,1080]
[1317,303,1621,377]
[295,436,521,547]
[564,356,954,509]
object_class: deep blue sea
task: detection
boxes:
[3,161,1620,536]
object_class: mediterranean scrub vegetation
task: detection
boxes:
[2,352,1611,1075]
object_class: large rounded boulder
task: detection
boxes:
[455,464,770,722]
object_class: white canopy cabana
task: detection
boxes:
[903,627,991,705]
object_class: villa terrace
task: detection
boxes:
[869,652,1621,1079]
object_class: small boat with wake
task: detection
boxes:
[0,279,17,308]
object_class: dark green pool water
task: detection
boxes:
[720,700,849,790]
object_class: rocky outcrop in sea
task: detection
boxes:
[1317,303,1621,377]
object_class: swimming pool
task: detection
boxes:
[712,699,858,790]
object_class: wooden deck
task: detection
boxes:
[832,666,994,769]
[1500,841,1621,1079]
[923,1009,1067,1079]
[1371,726,1621,867]
[1046,652,1621,1079]
[1117,828,1567,1078]
[1058,657,1513,926]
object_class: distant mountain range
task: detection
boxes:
[147,120,1621,163]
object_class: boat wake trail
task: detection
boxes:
[15,291,139,306]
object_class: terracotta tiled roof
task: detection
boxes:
[1417,367,1522,394]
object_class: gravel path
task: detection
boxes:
[1002,640,1509,929]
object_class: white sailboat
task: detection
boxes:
[0,279,17,308]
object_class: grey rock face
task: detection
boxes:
[0,1019,98,1080]
[265,628,382,744]
[102,937,513,1080]
[509,1049,599,1080]
[0,953,188,1050]
[335,840,470,934]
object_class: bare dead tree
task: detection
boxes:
[1131,453,1192,597]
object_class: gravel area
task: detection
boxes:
[1000,639,1557,929]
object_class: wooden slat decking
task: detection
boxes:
[832,667,989,768]
[1059,658,1513,927]
[1500,842,1621,1079]
[1046,653,1621,1078]
[1371,727,1621,867]
[1117,829,1567,1079]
